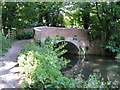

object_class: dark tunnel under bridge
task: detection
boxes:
[56,41,80,55]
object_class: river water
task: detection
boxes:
[61,54,120,86]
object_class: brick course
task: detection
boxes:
[34,26,104,55]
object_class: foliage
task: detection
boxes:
[101,32,120,55]
[64,2,120,42]
[16,32,34,40]
[115,54,120,60]
[37,2,64,27]
[18,37,69,88]
[92,2,120,39]
[2,2,119,44]
[85,73,111,88]
[63,2,91,29]
[2,2,64,35]
[2,2,120,56]
[74,2,91,29]
[0,32,12,56]
[18,37,115,88]
[2,2,38,34]
[64,2,120,56]
[87,30,101,43]
[55,36,65,40]
[87,15,101,42]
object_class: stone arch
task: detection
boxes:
[56,40,80,55]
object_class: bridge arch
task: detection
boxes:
[56,40,80,55]
[34,26,104,55]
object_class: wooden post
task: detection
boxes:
[1,29,4,35]
[8,29,10,39]
[11,30,15,39]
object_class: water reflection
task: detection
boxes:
[61,54,120,86]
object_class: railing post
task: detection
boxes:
[1,29,4,35]
[8,29,10,39]
[11,30,15,39]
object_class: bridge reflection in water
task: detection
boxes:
[61,53,120,86]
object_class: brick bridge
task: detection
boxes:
[33,26,104,55]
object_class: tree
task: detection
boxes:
[2,2,38,34]
[2,2,65,35]
[37,2,64,27]
[94,2,120,39]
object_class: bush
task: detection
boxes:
[18,38,70,88]
[101,32,120,56]
[16,32,34,40]
[115,54,120,60]
[0,32,12,56]
[18,37,116,88]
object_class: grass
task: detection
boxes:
[0,32,12,56]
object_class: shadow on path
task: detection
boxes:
[0,39,33,88]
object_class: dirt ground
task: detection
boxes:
[0,39,33,88]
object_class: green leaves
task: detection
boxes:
[15,32,34,40]
[2,2,38,31]
[18,37,70,88]
[37,2,64,27]
[0,32,12,56]
[2,2,64,33]
[101,32,120,55]
[18,37,115,88]
[115,54,120,60]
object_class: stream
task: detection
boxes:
[61,53,120,87]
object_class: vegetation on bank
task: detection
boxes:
[2,2,120,58]
[101,31,120,58]
[18,38,117,88]
[15,31,34,40]
[0,30,34,56]
[0,32,12,56]
[116,54,120,59]
[1,2,119,88]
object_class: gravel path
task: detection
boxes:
[0,39,33,89]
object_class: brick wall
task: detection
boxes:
[41,28,87,40]
[34,26,105,55]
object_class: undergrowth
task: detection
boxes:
[18,37,117,88]
[0,32,12,56]
[16,32,34,40]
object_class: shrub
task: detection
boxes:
[18,37,70,88]
[59,36,65,40]
[0,32,12,56]
[16,32,34,40]
[18,37,116,88]
[101,32,120,56]
[115,54,120,60]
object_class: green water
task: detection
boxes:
[61,54,120,86]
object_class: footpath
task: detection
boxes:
[0,39,32,88]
